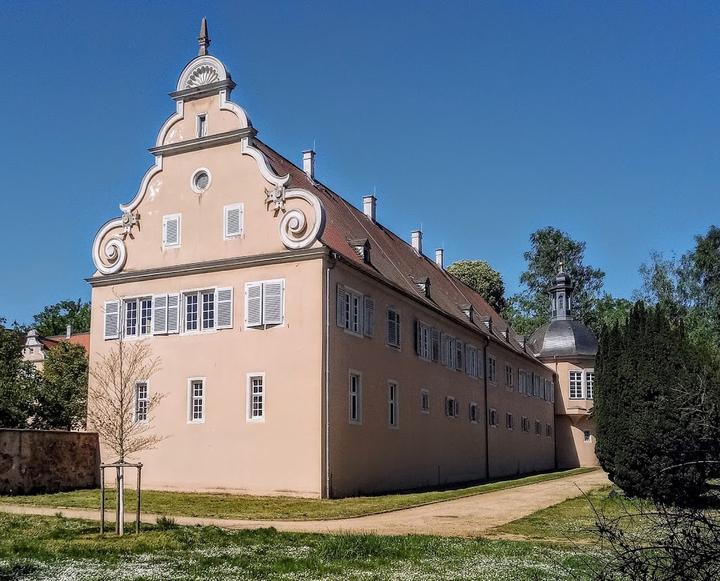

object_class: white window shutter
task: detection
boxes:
[245,282,263,327]
[336,285,346,328]
[224,204,243,238]
[167,293,180,334]
[103,300,120,339]
[363,296,375,337]
[163,215,180,247]
[263,280,284,325]
[216,287,234,329]
[440,334,448,366]
[152,294,168,334]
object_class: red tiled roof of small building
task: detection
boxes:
[39,332,90,352]
[255,140,533,360]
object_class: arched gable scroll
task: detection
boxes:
[92,52,325,275]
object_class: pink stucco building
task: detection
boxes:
[88,21,595,498]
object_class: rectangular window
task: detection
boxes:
[124,299,138,337]
[455,340,464,371]
[431,329,440,362]
[189,379,205,422]
[387,308,401,347]
[546,423,552,437]
[162,214,181,248]
[445,396,459,418]
[486,406,495,426]
[488,355,497,383]
[585,371,595,399]
[134,381,148,422]
[224,203,244,239]
[445,337,457,369]
[201,291,214,330]
[506,412,514,430]
[416,321,433,360]
[140,298,152,336]
[248,374,265,421]
[349,372,362,424]
[197,114,207,138]
[569,371,583,399]
[185,293,199,332]
[505,364,513,389]
[584,430,592,442]
[535,420,542,435]
[246,280,286,327]
[420,389,430,413]
[388,382,399,428]
[336,286,363,335]
[521,416,529,432]
[466,345,478,377]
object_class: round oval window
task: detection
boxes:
[193,171,210,191]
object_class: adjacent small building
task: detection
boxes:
[528,269,599,468]
[87,21,561,498]
[23,327,90,371]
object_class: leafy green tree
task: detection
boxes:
[34,342,88,431]
[595,302,720,505]
[507,227,605,336]
[32,299,90,337]
[586,293,633,334]
[447,260,507,312]
[0,318,40,428]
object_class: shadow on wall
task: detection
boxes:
[0,429,100,495]
[555,417,581,469]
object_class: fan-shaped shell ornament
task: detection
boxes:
[185,64,220,88]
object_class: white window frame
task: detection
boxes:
[521,416,529,432]
[472,402,481,424]
[386,307,401,348]
[388,380,399,429]
[535,419,542,436]
[162,213,182,248]
[585,370,595,400]
[466,344,478,378]
[416,320,433,360]
[121,296,153,339]
[445,396,458,418]
[197,113,208,138]
[348,370,362,425]
[569,370,583,399]
[505,364,514,389]
[420,388,430,414]
[182,289,217,334]
[506,412,514,430]
[247,372,266,422]
[187,377,206,424]
[337,285,363,336]
[223,203,244,239]
[134,380,149,423]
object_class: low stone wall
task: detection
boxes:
[0,429,100,494]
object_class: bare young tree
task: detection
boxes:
[87,338,163,535]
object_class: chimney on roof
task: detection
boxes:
[66,324,72,339]
[435,248,444,269]
[411,230,423,255]
[302,150,315,179]
[362,195,376,222]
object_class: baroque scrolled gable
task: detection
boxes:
[91,28,325,276]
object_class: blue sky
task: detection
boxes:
[1,1,718,325]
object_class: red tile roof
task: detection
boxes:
[39,333,90,352]
[255,140,536,361]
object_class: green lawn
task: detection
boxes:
[0,467,595,521]
[0,512,600,580]
[494,486,646,542]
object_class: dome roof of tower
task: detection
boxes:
[527,319,598,358]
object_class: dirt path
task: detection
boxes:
[0,470,609,538]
